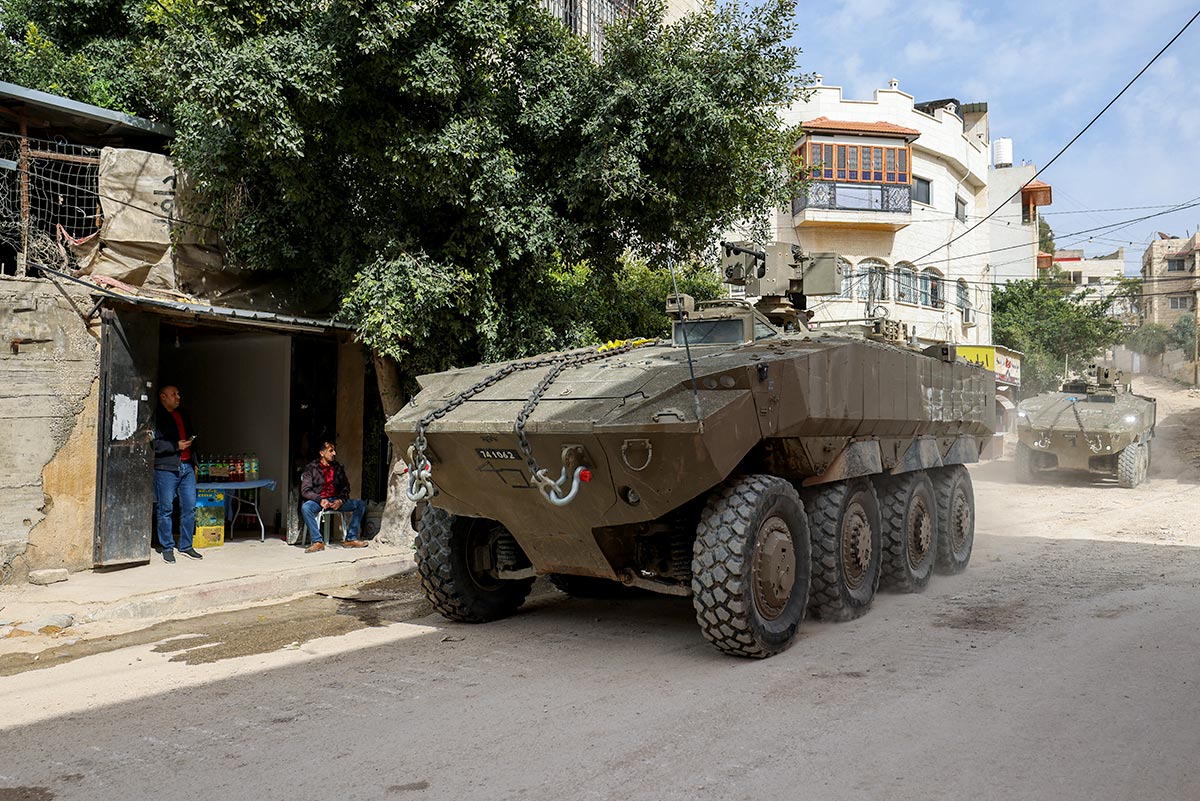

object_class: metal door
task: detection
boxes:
[94,306,160,565]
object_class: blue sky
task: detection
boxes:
[779,0,1200,275]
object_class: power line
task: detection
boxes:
[904,6,1200,267]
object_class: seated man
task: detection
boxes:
[300,440,369,553]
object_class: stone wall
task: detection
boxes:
[0,277,101,581]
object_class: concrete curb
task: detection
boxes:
[90,553,416,623]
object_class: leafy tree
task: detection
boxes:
[0,0,161,113]
[151,0,800,375]
[1169,313,1195,355]
[3,0,806,417]
[993,278,1126,396]
[1125,323,1173,369]
[1038,216,1055,254]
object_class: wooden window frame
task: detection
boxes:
[807,140,912,185]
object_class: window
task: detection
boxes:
[862,259,889,301]
[807,141,911,185]
[895,264,918,304]
[839,258,856,298]
[920,269,944,308]
[1167,258,1186,272]
[955,196,967,223]
[673,319,744,345]
[1087,276,1101,285]
[956,279,970,310]
[913,177,931,205]
[1168,296,1193,310]
[753,319,777,340]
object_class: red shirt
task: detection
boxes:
[319,463,337,498]
[171,410,191,462]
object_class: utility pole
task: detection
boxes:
[1193,287,1198,387]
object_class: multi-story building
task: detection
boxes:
[987,137,1053,284]
[1141,233,1199,326]
[768,77,1048,347]
[543,0,700,57]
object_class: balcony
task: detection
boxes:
[792,181,912,231]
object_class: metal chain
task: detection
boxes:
[406,339,658,500]
[1068,398,1105,453]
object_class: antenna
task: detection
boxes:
[665,249,704,433]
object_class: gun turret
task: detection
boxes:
[720,240,841,327]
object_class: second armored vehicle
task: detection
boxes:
[1014,367,1156,487]
[388,244,996,658]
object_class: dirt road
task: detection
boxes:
[1,376,1198,801]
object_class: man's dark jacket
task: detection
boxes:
[301,460,351,501]
[152,404,195,473]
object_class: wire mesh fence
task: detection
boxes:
[0,131,102,277]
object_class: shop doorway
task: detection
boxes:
[158,323,296,541]
[94,307,160,566]
[93,301,377,564]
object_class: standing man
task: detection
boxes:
[300,440,368,553]
[152,385,203,563]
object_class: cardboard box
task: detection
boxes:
[194,524,225,549]
[195,490,225,548]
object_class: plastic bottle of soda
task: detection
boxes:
[198,455,209,483]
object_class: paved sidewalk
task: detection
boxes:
[0,537,415,655]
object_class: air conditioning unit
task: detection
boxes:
[961,305,976,327]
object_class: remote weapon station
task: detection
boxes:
[387,243,995,657]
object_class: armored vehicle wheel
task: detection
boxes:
[549,574,641,599]
[805,477,882,622]
[933,465,974,574]
[692,475,811,658]
[1014,443,1038,483]
[877,471,937,593]
[415,507,535,623]
[1117,443,1147,488]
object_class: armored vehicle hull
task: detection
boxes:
[1015,374,1156,487]
[387,326,995,658]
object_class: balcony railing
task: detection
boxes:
[792,182,912,216]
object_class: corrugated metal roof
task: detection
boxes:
[37,263,351,334]
[0,81,173,138]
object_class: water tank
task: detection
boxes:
[993,138,1013,168]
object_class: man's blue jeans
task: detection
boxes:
[154,462,196,552]
[301,498,367,544]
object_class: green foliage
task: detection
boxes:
[1170,314,1196,354]
[993,278,1127,395]
[4,0,803,385]
[1037,216,1055,254]
[0,2,162,114]
[1125,323,1172,360]
[342,250,722,375]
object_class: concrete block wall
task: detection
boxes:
[0,277,101,580]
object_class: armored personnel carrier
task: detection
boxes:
[387,243,995,657]
[1014,367,1156,487]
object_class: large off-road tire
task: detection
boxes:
[549,574,640,599]
[1014,443,1038,483]
[692,475,811,658]
[1117,443,1146,488]
[804,477,882,622]
[933,465,974,574]
[415,507,535,623]
[876,471,937,593]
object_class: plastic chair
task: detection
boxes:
[301,509,352,545]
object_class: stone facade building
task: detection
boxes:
[1140,234,1199,327]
